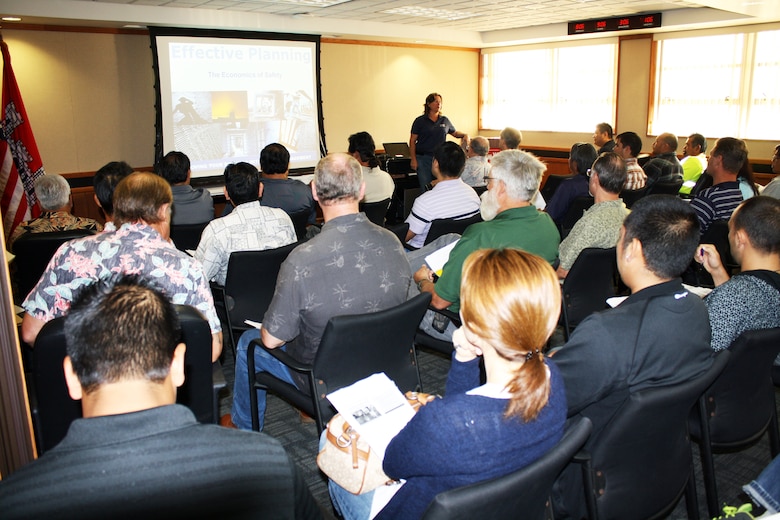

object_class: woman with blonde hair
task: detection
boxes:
[328,248,567,520]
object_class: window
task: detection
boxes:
[650,28,780,140]
[480,41,617,132]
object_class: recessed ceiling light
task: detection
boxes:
[381,6,477,21]
[2,17,22,22]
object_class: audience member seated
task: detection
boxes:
[744,453,780,516]
[194,162,296,286]
[0,275,320,519]
[696,196,780,354]
[679,133,708,196]
[259,142,317,225]
[550,195,714,518]
[20,172,222,361]
[615,131,646,190]
[92,161,133,229]
[328,248,567,520]
[690,137,749,235]
[348,131,395,204]
[229,153,411,431]
[405,142,480,248]
[498,127,522,151]
[642,132,683,188]
[408,149,560,341]
[155,150,214,225]
[592,122,615,154]
[557,152,628,278]
[460,136,491,188]
[760,144,780,199]
[9,174,102,250]
[546,143,598,226]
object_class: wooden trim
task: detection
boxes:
[321,38,478,52]
[646,38,659,135]
[2,23,149,35]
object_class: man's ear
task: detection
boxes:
[258,182,264,199]
[311,181,319,202]
[157,203,171,222]
[170,343,186,389]
[93,194,103,209]
[223,186,230,202]
[732,228,749,252]
[63,356,83,401]
[359,182,366,201]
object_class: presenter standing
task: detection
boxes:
[409,93,468,190]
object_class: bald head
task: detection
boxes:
[313,153,364,205]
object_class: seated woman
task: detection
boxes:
[328,248,568,519]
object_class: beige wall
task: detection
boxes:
[2,26,775,175]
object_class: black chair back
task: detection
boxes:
[287,209,310,241]
[359,198,391,226]
[558,195,594,239]
[689,328,780,517]
[424,214,482,246]
[387,222,409,247]
[646,177,684,196]
[581,352,729,520]
[31,304,216,453]
[251,293,431,431]
[169,221,209,251]
[541,174,575,202]
[12,229,96,301]
[422,417,592,520]
[222,243,298,353]
[561,247,617,341]
[690,172,713,198]
[619,186,649,209]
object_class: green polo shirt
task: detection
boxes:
[435,206,560,312]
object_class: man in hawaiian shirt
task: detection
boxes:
[21,172,223,361]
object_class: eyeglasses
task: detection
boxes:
[586,169,593,177]
[483,176,495,183]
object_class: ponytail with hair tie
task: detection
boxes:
[525,349,541,362]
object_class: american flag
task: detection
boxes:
[0,37,44,242]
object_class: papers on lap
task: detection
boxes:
[326,373,416,459]
[425,239,459,276]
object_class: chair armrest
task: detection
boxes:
[247,338,314,374]
[572,448,598,520]
[430,306,461,326]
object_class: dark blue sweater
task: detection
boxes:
[375,354,567,519]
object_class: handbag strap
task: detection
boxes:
[326,421,371,468]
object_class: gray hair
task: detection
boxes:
[469,136,490,157]
[314,153,363,204]
[489,150,545,202]
[500,127,522,150]
[35,174,71,211]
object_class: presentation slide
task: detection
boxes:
[153,31,324,179]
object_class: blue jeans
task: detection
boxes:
[320,431,375,520]
[231,329,298,431]
[415,154,433,190]
[744,454,780,513]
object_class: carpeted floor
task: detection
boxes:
[219,331,777,520]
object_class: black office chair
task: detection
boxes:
[387,222,410,247]
[646,177,684,196]
[169,221,209,251]
[558,195,594,239]
[689,328,780,518]
[424,214,482,246]
[619,186,649,209]
[575,352,730,520]
[685,219,738,288]
[541,174,575,202]
[12,229,97,301]
[287,209,311,242]
[560,248,617,342]
[422,416,592,520]
[359,198,391,226]
[248,293,431,432]
[689,172,713,198]
[213,242,298,355]
[30,304,222,453]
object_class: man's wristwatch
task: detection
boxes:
[416,279,429,291]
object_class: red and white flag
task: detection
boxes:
[0,37,44,242]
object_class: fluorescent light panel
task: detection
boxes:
[381,5,477,21]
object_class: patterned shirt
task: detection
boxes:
[624,158,647,191]
[690,181,743,235]
[263,213,410,388]
[558,199,628,271]
[405,179,481,249]
[194,201,296,286]
[705,271,780,352]
[643,152,683,187]
[460,156,490,188]
[10,211,103,251]
[22,222,221,333]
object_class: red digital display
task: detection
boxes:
[568,13,662,35]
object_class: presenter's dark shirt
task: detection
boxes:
[411,114,456,155]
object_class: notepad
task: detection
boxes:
[424,239,459,276]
